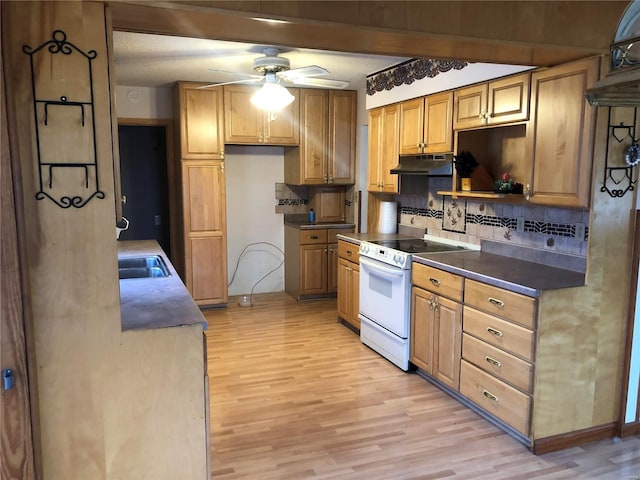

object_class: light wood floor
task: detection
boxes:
[204,293,640,480]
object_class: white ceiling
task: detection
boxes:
[112,31,411,91]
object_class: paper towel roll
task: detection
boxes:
[378,201,398,234]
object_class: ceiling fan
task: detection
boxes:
[201,47,350,90]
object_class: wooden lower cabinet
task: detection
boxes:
[461,279,536,438]
[410,263,464,390]
[181,160,228,305]
[337,240,360,330]
[285,226,353,299]
[411,286,462,390]
[460,360,531,436]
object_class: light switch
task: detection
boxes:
[154,215,161,226]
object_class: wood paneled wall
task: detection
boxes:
[2,2,207,478]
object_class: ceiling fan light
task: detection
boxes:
[251,82,295,112]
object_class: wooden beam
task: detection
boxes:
[108,1,628,67]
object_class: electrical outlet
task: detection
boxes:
[575,222,586,241]
[516,217,525,233]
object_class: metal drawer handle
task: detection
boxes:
[309,235,319,239]
[487,327,503,337]
[347,250,353,256]
[488,297,505,308]
[429,277,441,286]
[483,389,499,402]
[485,356,502,367]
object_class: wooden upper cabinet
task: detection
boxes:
[328,90,357,184]
[399,91,453,155]
[175,82,224,159]
[525,57,599,208]
[284,89,356,185]
[223,85,299,145]
[368,104,399,193]
[454,72,530,129]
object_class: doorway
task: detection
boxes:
[118,124,171,256]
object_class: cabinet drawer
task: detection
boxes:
[328,228,354,244]
[460,360,530,436]
[299,229,328,245]
[338,240,359,262]
[463,306,535,361]
[462,333,533,393]
[464,279,536,328]
[412,263,463,302]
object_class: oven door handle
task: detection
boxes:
[359,256,406,278]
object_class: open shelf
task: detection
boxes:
[437,190,525,202]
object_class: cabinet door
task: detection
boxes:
[410,287,435,374]
[177,83,224,159]
[487,72,530,125]
[526,58,598,208]
[264,88,300,145]
[337,258,351,320]
[399,97,425,155]
[327,243,340,294]
[223,85,262,144]
[300,244,327,295]
[434,295,463,390]
[328,90,356,184]
[181,161,228,305]
[454,83,487,130]
[350,263,360,329]
[300,89,328,184]
[367,107,383,191]
[381,104,400,193]
[424,91,453,153]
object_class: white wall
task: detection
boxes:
[116,85,173,119]
[224,145,285,296]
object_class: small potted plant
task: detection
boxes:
[453,151,479,191]
[494,172,524,194]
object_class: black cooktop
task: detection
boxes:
[370,238,467,254]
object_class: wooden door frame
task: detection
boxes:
[619,210,640,437]
[117,118,182,275]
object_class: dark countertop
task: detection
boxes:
[284,219,356,230]
[336,232,418,244]
[413,251,585,297]
[118,240,207,332]
[336,232,585,297]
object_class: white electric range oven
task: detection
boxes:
[358,237,473,371]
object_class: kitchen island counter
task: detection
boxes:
[118,240,207,331]
[413,250,585,297]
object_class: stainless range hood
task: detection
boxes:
[390,153,453,176]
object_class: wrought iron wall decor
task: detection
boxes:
[366,58,470,96]
[23,30,105,208]
[601,107,638,198]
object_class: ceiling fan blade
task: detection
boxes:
[279,65,329,79]
[197,78,263,89]
[286,77,350,89]
[208,68,262,80]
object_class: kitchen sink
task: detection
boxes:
[118,255,170,279]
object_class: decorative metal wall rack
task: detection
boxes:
[23,30,104,208]
[602,107,638,198]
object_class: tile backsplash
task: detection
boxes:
[394,177,589,257]
[275,183,307,214]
